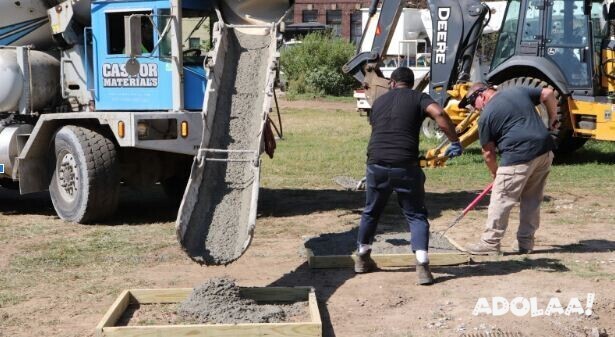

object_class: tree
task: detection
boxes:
[280,33,356,96]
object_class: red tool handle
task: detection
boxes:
[461,182,493,216]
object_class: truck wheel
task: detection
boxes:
[421,118,445,140]
[49,125,120,223]
[497,76,587,154]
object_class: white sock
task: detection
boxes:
[416,250,429,264]
[359,244,372,254]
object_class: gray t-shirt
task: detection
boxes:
[478,86,555,166]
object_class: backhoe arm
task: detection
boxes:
[343,0,490,168]
[342,0,405,106]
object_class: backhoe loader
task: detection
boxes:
[345,0,615,167]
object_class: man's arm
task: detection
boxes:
[424,103,459,142]
[482,142,498,179]
[540,88,559,130]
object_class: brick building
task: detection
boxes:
[288,1,428,44]
[288,1,372,44]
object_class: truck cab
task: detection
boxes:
[91,0,210,111]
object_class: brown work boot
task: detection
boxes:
[466,242,501,255]
[354,249,377,273]
[416,261,435,285]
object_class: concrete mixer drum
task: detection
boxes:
[219,0,293,25]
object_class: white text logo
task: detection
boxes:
[472,293,595,317]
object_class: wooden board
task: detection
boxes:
[96,287,321,337]
[306,248,470,269]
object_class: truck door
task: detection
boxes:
[91,1,173,111]
[543,0,592,90]
[518,0,544,56]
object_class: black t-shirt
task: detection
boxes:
[478,86,555,166]
[367,88,436,165]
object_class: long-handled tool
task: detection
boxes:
[439,182,494,238]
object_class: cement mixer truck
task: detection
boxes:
[1,0,292,264]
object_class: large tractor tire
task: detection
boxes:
[497,76,587,154]
[49,125,120,223]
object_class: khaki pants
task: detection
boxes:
[481,151,554,249]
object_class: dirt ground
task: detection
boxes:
[0,100,614,337]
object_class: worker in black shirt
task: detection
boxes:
[355,67,462,285]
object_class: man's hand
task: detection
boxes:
[549,117,561,131]
[482,142,498,178]
[445,141,463,158]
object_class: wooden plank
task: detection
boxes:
[96,290,131,336]
[240,287,308,303]
[102,322,321,337]
[469,254,505,263]
[307,289,321,325]
[130,288,310,304]
[306,247,316,268]
[130,288,192,304]
[308,253,470,269]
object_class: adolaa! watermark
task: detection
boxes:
[472,293,595,317]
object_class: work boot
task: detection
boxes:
[354,249,377,273]
[416,261,434,285]
[465,242,500,255]
[513,242,534,254]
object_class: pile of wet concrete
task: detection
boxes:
[178,277,306,324]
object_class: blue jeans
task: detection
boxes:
[357,163,430,251]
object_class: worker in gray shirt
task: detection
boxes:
[458,82,558,255]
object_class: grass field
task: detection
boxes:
[263,106,615,191]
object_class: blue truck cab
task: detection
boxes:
[91,0,213,111]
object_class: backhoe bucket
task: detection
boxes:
[176,2,289,265]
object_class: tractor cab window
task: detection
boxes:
[521,1,542,42]
[547,1,588,46]
[545,0,591,87]
[491,0,521,70]
[106,11,154,55]
[590,1,605,67]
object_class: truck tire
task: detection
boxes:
[421,118,445,140]
[49,125,120,223]
[497,76,587,154]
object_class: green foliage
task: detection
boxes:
[280,33,356,96]
[262,106,615,192]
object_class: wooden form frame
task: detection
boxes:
[96,287,321,337]
[305,235,472,269]
[306,248,470,268]
[305,234,470,269]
